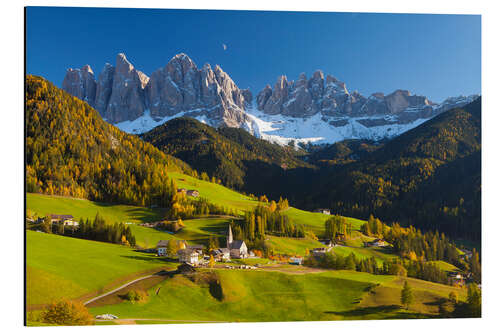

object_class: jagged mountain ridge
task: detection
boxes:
[62,53,252,128]
[62,52,479,144]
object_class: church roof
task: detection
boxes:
[230,240,246,250]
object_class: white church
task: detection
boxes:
[227,225,248,259]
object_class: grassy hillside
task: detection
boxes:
[27,193,165,224]
[88,269,465,322]
[264,236,325,256]
[283,207,366,234]
[169,172,260,213]
[26,231,175,306]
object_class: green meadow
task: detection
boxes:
[265,236,325,256]
[332,245,399,264]
[27,193,165,224]
[169,172,260,213]
[427,260,460,273]
[89,269,379,322]
[130,217,232,248]
[26,231,175,306]
[88,268,464,322]
[283,207,367,236]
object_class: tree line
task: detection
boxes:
[40,213,136,246]
[231,204,305,242]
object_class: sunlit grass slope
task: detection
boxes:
[26,231,174,305]
[27,193,165,224]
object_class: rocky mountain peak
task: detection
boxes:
[115,53,134,73]
[58,52,251,128]
[62,65,96,107]
[257,70,445,119]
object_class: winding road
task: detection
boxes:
[84,274,155,305]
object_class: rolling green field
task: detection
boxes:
[265,236,325,256]
[88,268,463,322]
[282,208,367,236]
[26,231,175,306]
[26,192,371,253]
[169,172,260,213]
[130,217,232,248]
[428,260,460,273]
[27,193,165,224]
[332,245,399,264]
[89,269,381,322]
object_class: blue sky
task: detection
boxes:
[26,7,481,102]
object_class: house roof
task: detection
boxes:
[230,240,246,250]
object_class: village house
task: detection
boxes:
[313,208,331,215]
[187,244,204,255]
[186,190,200,197]
[156,240,169,256]
[319,239,335,247]
[49,214,79,227]
[227,225,248,258]
[211,248,231,261]
[365,238,386,247]
[311,247,332,258]
[448,271,465,287]
[289,257,303,265]
[156,239,188,256]
[177,248,199,265]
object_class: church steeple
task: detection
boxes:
[227,224,233,248]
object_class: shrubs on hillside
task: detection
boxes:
[40,300,93,325]
[123,289,148,303]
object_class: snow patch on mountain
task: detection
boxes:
[243,108,429,147]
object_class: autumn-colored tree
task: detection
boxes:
[209,255,215,268]
[408,251,418,261]
[269,200,277,212]
[167,240,179,256]
[40,300,94,325]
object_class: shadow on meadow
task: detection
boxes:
[120,254,172,264]
[92,201,166,223]
[325,305,435,319]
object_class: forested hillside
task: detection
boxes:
[140,117,312,189]
[304,139,383,165]
[26,75,191,207]
[291,98,481,241]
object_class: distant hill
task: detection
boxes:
[140,117,313,190]
[26,75,191,207]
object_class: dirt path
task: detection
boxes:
[84,274,156,305]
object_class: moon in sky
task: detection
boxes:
[222,43,227,51]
